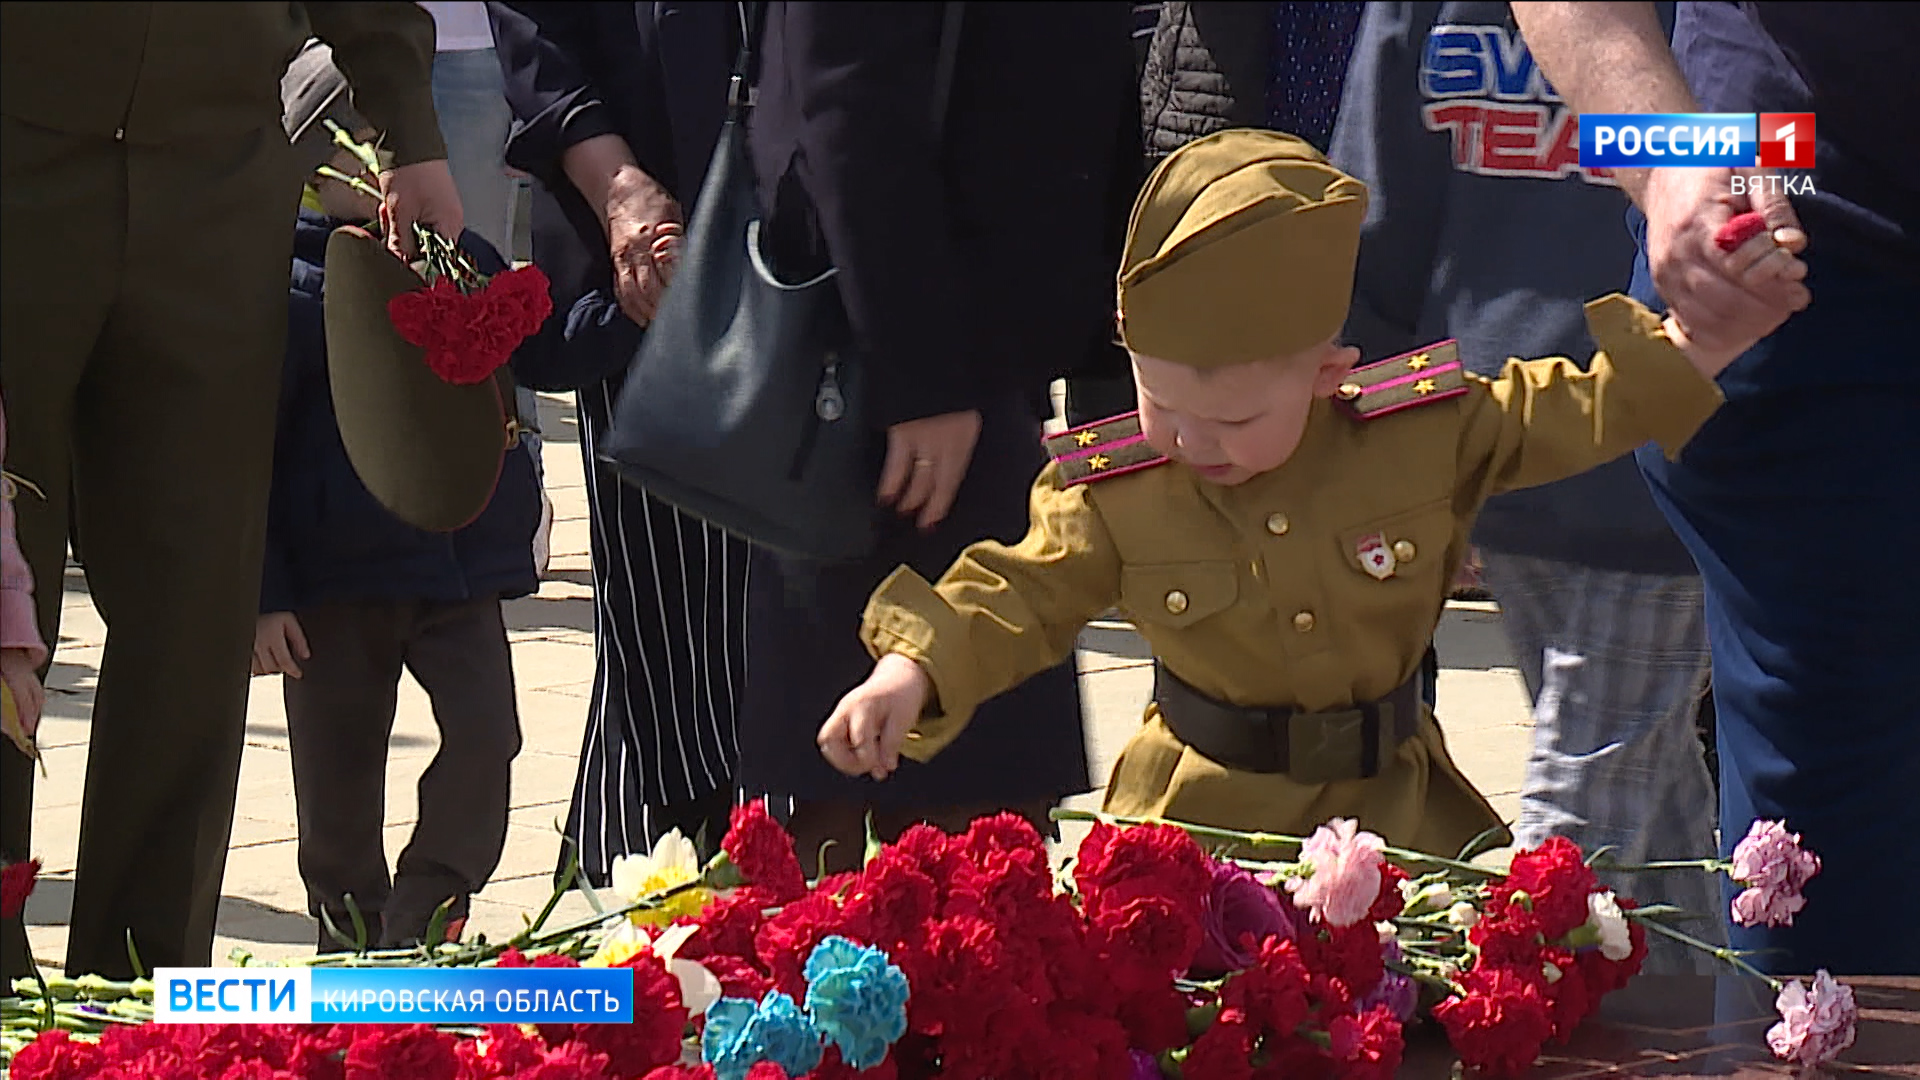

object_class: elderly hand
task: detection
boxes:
[605,165,683,327]
[379,159,466,259]
[1641,165,1810,360]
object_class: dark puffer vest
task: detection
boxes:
[1139,2,1272,159]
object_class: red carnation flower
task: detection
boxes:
[1182,1014,1257,1080]
[1433,967,1554,1078]
[679,887,775,961]
[891,823,963,888]
[842,847,938,953]
[755,891,848,997]
[1369,863,1410,923]
[552,948,687,1075]
[1539,946,1593,1044]
[722,799,809,903]
[1223,937,1312,1036]
[701,953,776,1003]
[805,1045,901,1080]
[2,857,42,920]
[342,1024,460,1080]
[1330,1005,1405,1080]
[900,913,1018,1040]
[641,1067,718,1080]
[1074,823,1211,919]
[7,1029,102,1079]
[1092,894,1202,994]
[454,1023,547,1078]
[1469,893,1548,973]
[744,1064,789,1080]
[1115,984,1192,1053]
[1298,921,1387,1001]
[1020,1006,1134,1080]
[518,1040,614,1080]
[1498,836,1600,941]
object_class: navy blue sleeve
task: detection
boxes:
[1329,2,1452,359]
[261,284,322,615]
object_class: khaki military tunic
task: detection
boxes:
[859,296,1724,857]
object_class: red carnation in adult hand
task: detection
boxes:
[722,799,808,903]
[1714,211,1770,252]
[1433,967,1554,1078]
[342,1024,460,1080]
[1,857,40,919]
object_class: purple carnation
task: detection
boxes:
[1130,1049,1166,1080]
[1192,859,1296,977]
[1358,940,1419,1022]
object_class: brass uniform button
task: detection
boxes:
[1265,512,1291,536]
[1392,539,1416,563]
[1293,610,1316,633]
[905,730,923,742]
[1165,590,1190,615]
[1336,383,1363,401]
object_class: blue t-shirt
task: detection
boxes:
[1673,1,1918,273]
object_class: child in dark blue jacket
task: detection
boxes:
[253,136,540,952]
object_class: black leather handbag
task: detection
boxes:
[597,2,963,562]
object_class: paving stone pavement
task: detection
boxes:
[22,391,1537,970]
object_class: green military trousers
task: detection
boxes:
[0,115,301,979]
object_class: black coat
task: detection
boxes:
[262,211,540,614]
[747,2,1142,425]
[489,1,739,392]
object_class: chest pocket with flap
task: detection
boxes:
[1335,499,1456,589]
[1120,561,1240,629]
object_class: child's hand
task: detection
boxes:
[818,653,932,781]
[1668,216,1810,379]
[1,647,45,742]
[252,613,310,679]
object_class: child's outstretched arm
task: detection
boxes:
[818,462,1123,779]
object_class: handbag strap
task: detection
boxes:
[729,2,965,132]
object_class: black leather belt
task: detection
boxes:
[1153,663,1424,784]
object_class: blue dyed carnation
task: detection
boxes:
[802,935,911,1070]
[702,991,825,1080]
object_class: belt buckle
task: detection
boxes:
[1287,708,1372,786]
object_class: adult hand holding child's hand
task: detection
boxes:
[819,653,932,781]
[1663,209,1811,379]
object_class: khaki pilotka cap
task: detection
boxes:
[1117,129,1369,369]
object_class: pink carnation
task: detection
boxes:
[1285,818,1384,929]
[1767,970,1857,1067]
[1729,820,1821,928]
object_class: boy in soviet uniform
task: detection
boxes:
[818,129,1806,855]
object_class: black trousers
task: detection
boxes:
[2,118,301,979]
[282,599,522,949]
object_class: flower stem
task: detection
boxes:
[1050,809,1503,880]
[1591,858,1731,873]
[1628,910,1782,991]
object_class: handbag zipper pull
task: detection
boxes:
[815,362,846,422]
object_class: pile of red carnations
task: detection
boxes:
[2,808,1850,1079]
[386,223,553,387]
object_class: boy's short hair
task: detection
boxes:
[281,40,369,176]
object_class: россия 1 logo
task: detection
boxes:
[1579,113,1815,193]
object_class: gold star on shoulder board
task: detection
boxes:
[1414,378,1438,395]
[1073,430,1099,447]
[1087,453,1112,470]
[1406,353,1432,371]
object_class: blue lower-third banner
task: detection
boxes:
[153,966,635,1024]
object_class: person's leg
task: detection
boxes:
[0,117,120,982]
[282,604,408,951]
[1638,386,1920,975]
[59,127,299,978]
[1481,552,1722,974]
[386,599,523,945]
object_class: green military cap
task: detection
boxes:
[323,226,513,533]
[1118,129,1369,369]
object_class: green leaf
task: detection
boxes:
[124,931,148,981]
[1457,823,1510,863]
[1584,844,1620,867]
[423,898,457,954]
[863,810,884,867]
[577,874,606,917]
[318,908,358,953]
[344,894,371,954]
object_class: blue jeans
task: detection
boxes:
[431,48,543,473]
[1629,239,1920,975]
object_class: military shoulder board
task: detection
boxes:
[1043,411,1168,486]
[1334,340,1469,421]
